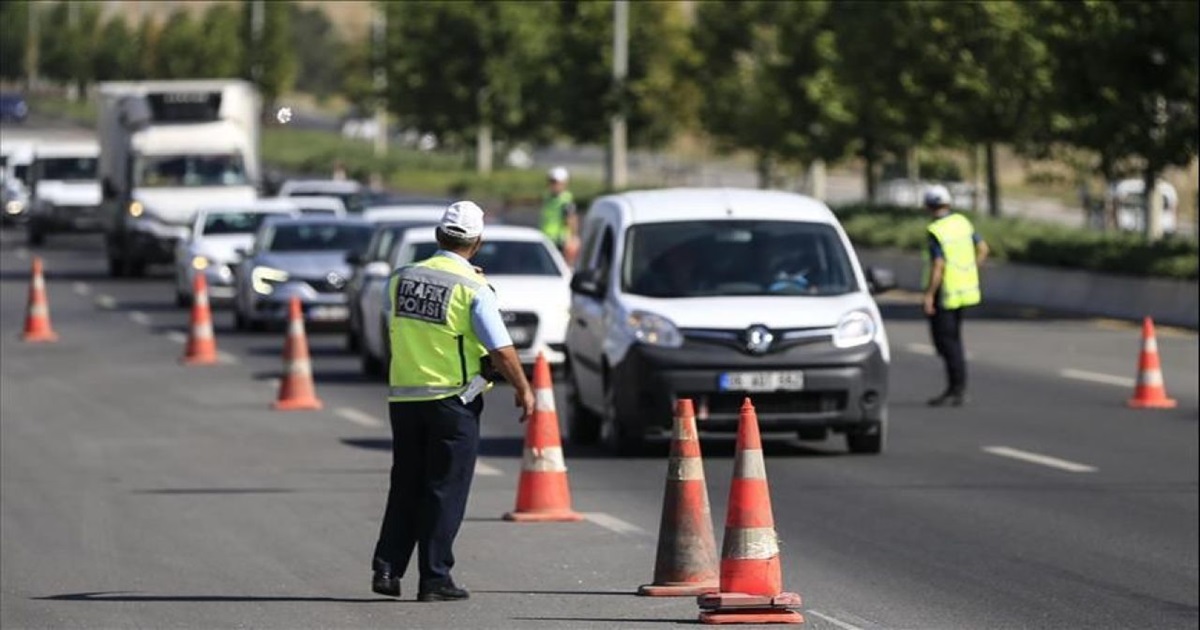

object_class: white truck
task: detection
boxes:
[98,80,262,277]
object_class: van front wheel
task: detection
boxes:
[600,382,642,455]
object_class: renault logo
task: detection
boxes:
[326,271,346,289]
[743,325,774,355]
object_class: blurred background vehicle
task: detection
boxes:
[275,194,346,217]
[232,215,374,331]
[0,93,28,124]
[1106,179,1179,235]
[25,140,102,245]
[276,178,366,215]
[174,198,301,307]
[358,224,572,379]
[1,140,34,225]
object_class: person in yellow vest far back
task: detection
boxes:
[921,185,989,407]
[540,166,579,263]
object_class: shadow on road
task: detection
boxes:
[878,301,1106,323]
[510,616,683,625]
[34,591,394,603]
[130,487,296,495]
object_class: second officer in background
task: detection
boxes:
[371,201,535,602]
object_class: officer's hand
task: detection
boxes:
[922,294,936,316]
[515,387,535,423]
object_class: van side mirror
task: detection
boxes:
[234,247,250,259]
[570,268,605,297]
[345,251,363,266]
[102,178,117,199]
[866,266,896,295]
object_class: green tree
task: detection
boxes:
[289,3,342,98]
[134,14,161,80]
[384,1,554,173]
[0,0,28,81]
[38,1,102,92]
[93,16,136,82]
[199,3,244,79]
[242,0,296,108]
[157,11,205,79]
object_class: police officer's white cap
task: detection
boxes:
[440,201,486,239]
[548,166,569,182]
[923,184,952,208]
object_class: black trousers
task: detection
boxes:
[928,306,968,394]
[373,395,483,589]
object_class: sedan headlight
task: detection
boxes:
[624,310,683,348]
[251,266,290,295]
[191,255,209,271]
[833,310,877,349]
[129,201,144,217]
[4,200,24,215]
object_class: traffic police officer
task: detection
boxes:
[540,166,578,259]
[372,201,536,601]
[921,185,989,407]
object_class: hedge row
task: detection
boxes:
[834,204,1199,281]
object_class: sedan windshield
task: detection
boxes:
[622,220,857,297]
[201,211,276,236]
[263,223,373,252]
[137,154,248,187]
[411,240,561,276]
[38,157,98,181]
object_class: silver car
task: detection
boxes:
[232,216,374,331]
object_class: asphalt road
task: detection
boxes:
[2,124,1198,630]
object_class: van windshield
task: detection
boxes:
[136,154,248,187]
[622,220,857,297]
[38,157,98,181]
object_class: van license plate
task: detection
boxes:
[718,371,805,392]
[309,306,349,321]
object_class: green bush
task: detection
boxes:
[833,203,1199,281]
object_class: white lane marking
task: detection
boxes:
[1060,368,1135,389]
[267,377,281,390]
[474,460,502,477]
[335,407,384,428]
[95,294,117,310]
[217,351,239,365]
[906,343,936,356]
[583,512,650,537]
[982,446,1097,473]
[72,282,91,296]
[165,331,187,344]
[806,610,867,630]
[128,311,151,326]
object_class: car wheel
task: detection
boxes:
[126,258,147,278]
[347,326,360,353]
[600,377,642,455]
[26,227,44,246]
[845,409,887,455]
[361,331,385,379]
[233,308,247,331]
[567,380,600,446]
[175,289,192,308]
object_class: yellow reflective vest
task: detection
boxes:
[387,254,489,402]
[540,190,574,246]
[922,213,982,310]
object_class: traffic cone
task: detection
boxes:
[1127,317,1177,409]
[638,398,720,597]
[21,256,58,343]
[180,273,218,365]
[272,296,323,411]
[697,398,803,625]
[503,352,583,523]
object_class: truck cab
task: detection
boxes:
[98,80,262,277]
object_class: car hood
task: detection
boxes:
[253,251,352,279]
[616,292,876,329]
[191,234,256,264]
[487,275,571,312]
[35,181,101,205]
[135,187,258,226]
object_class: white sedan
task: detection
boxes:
[174,199,300,306]
[360,225,572,378]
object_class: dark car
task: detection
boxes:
[0,93,29,124]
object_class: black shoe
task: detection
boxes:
[371,560,400,598]
[927,391,967,407]
[418,583,470,602]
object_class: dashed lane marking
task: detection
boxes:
[806,610,868,630]
[583,512,650,537]
[128,311,151,326]
[217,351,239,365]
[1060,368,1135,389]
[474,460,502,477]
[94,294,117,310]
[164,331,187,344]
[72,282,91,296]
[906,342,974,359]
[335,407,384,428]
[982,446,1097,473]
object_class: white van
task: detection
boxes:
[565,188,895,455]
[26,141,103,245]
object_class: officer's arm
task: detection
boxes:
[975,235,989,265]
[924,233,945,302]
[471,288,535,405]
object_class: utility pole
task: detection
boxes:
[372,3,388,158]
[607,0,629,191]
[26,0,39,91]
[251,0,265,84]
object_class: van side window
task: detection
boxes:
[596,228,615,280]
[577,216,603,272]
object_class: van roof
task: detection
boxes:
[33,141,100,158]
[601,188,837,225]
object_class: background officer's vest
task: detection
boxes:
[387,255,489,402]
[922,213,982,310]
[540,190,574,246]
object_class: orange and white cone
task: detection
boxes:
[21,256,59,343]
[503,352,583,523]
[180,273,218,365]
[697,398,803,625]
[272,296,323,411]
[638,398,720,597]
[1127,317,1177,409]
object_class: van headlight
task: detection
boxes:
[833,310,876,349]
[251,266,289,295]
[625,310,683,348]
[191,255,210,271]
